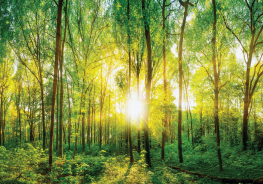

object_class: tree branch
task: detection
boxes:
[165,0,176,7]
[219,12,248,55]
[237,75,245,94]
[256,13,263,22]
[254,25,263,47]
[249,60,261,92]
[179,0,187,7]
[244,0,251,9]
[0,0,6,6]
[196,57,214,83]
[219,80,229,91]
[10,43,41,84]
[53,0,58,6]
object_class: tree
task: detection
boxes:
[142,0,152,167]
[220,0,263,150]
[177,0,194,163]
[49,0,63,168]
[211,0,223,171]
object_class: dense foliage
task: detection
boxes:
[0,0,263,183]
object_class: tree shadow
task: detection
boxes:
[117,163,132,184]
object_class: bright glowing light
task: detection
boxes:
[128,98,143,120]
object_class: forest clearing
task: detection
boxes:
[0,0,263,183]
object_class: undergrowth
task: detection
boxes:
[0,140,262,183]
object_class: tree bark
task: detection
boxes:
[99,66,103,150]
[3,101,6,145]
[93,85,96,144]
[108,92,110,145]
[0,94,2,145]
[212,0,223,171]
[242,33,255,150]
[178,0,190,163]
[127,0,134,164]
[56,77,59,151]
[136,56,141,153]
[142,0,152,167]
[88,90,91,148]
[49,0,64,168]
[66,73,71,150]
[18,88,21,143]
[161,0,168,161]
[58,0,68,157]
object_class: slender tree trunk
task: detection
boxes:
[93,85,96,144]
[108,92,110,145]
[58,0,68,157]
[49,0,64,168]
[136,59,141,153]
[212,0,223,171]
[161,0,168,161]
[91,93,93,145]
[188,105,193,145]
[127,0,134,164]
[73,115,80,159]
[0,93,2,145]
[40,75,46,150]
[67,73,71,150]
[142,0,152,167]
[115,91,117,147]
[99,66,103,150]
[88,90,91,148]
[187,109,189,142]
[19,97,21,143]
[56,78,59,151]
[178,0,190,163]
[3,102,6,145]
[200,99,203,137]
[82,98,85,153]
[104,107,107,145]
[227,94,229,135]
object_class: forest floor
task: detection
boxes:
[0,140,262,184]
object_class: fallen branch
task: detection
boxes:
[167,165,263,184]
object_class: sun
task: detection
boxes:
[128,98,143,120]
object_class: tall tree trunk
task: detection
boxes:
[58,0,68,157]
[142,0,152,167]
[187,109,189,142]
[115,91,117,147]
[56,77,59,151]
[108,91,110,145]
[40,74,45,150]
[18,89,21,143]
[91,92,93,145]
[178,0,190,163]
[73,116,80,159]
[99,66,103,150]
[242,34,255,150]
[67,73,71,150]
[0,93,2,145]
[93,85,96,144]
[49,0,64,168]
[161,0,168,160]
[127,0,134,164]
[136,57,140,153]
[200,99,203,137]
[212,0,223,171]
[3,102,6,145]
[88,90,91,148]
[82,98,85,153]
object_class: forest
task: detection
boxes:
[0,0,263,183]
